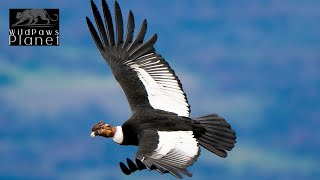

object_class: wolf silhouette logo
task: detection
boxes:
[12,9,58,27]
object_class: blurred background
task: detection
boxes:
[1,0,319,179]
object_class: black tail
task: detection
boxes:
[195,114,237,158]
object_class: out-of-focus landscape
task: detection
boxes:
[1,0,319,179]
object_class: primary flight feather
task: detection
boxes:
[86,0,237,178]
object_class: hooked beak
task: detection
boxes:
[90,131,96,138]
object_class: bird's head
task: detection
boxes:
[90,121,116,138]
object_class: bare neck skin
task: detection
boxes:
[91,123,123,144]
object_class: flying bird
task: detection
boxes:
[86,0,236,178]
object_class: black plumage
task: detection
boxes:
[87,0,190,116]
[86,0,237,178]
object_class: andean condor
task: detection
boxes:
[86,0,237,178]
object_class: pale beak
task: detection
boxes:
[90,132,96,138]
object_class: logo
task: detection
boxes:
[9,9,59,46]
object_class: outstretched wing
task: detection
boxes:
[86,0,190,117]
[120,130,200,178]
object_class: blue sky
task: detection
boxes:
[1,0,320,179]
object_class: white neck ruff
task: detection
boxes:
[112,126,124,144]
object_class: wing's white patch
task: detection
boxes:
[127,53,190,117]
[112,126,124,144]
[154,131,199,163]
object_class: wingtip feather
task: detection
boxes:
[126,158,138,172]
[120,162,132,175]
[90,0,97,10]
[102,0,115,46]
[114,0,123,46]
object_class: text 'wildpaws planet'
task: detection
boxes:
[9,9,59,46]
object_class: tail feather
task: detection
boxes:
[205,126,235,135]
[198,136,232,150]
[195,114,237,158]
[199,133,235,150]
[204,129,236,142]
[199,120,231,127]
[197,141,228,158]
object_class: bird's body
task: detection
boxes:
[86,0,237,178]
[120,109,202,146]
